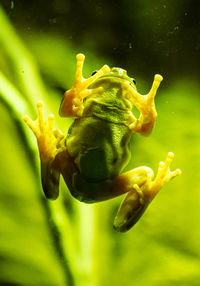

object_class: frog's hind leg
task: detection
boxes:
[53,149,180,232]
[113,152,181,232]
[23,101,66,199]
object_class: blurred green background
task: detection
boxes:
[0,0,200,285]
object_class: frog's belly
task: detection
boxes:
[78,147,115,182]
[67,117,131,182]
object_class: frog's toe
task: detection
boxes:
[154,74,163,83]
[23,115,39,136]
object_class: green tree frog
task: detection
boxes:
[23,54,181,232]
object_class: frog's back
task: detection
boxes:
[66,115,132,182]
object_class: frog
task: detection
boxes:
[23,53,181,232]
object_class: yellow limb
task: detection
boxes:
[59,53,110,118]
[23,101,65,161]
[114,152,181,232]
[124,74,163,135]
[149,152,181,199]
[23,101,66,199]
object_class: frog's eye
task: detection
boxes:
[132,79,136,85]
[91,71,98,76]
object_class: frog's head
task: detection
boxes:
[92,67,136,88]
[89,67,137,110]
[107,67,136,86]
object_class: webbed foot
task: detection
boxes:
[123,74,163,135]
[149,152,181,199]
[23,101,65,161]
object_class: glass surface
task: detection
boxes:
[0,1,199,285]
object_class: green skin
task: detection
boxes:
[65,70,135,202]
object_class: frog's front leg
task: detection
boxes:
[113,152,181,232]
[124,74,163,135]
[23,102,65,199]
[59,53,110,118]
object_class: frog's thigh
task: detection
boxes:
[72,166,154,203]
[114,167,154,195]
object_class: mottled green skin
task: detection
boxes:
[66,72,135,200]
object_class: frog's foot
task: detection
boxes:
[124,74,163,114]
[123,74,163,135]
[23,101,65,162]
[59,53,110,117]
[149,152,181,199]
[113,152,181,232]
